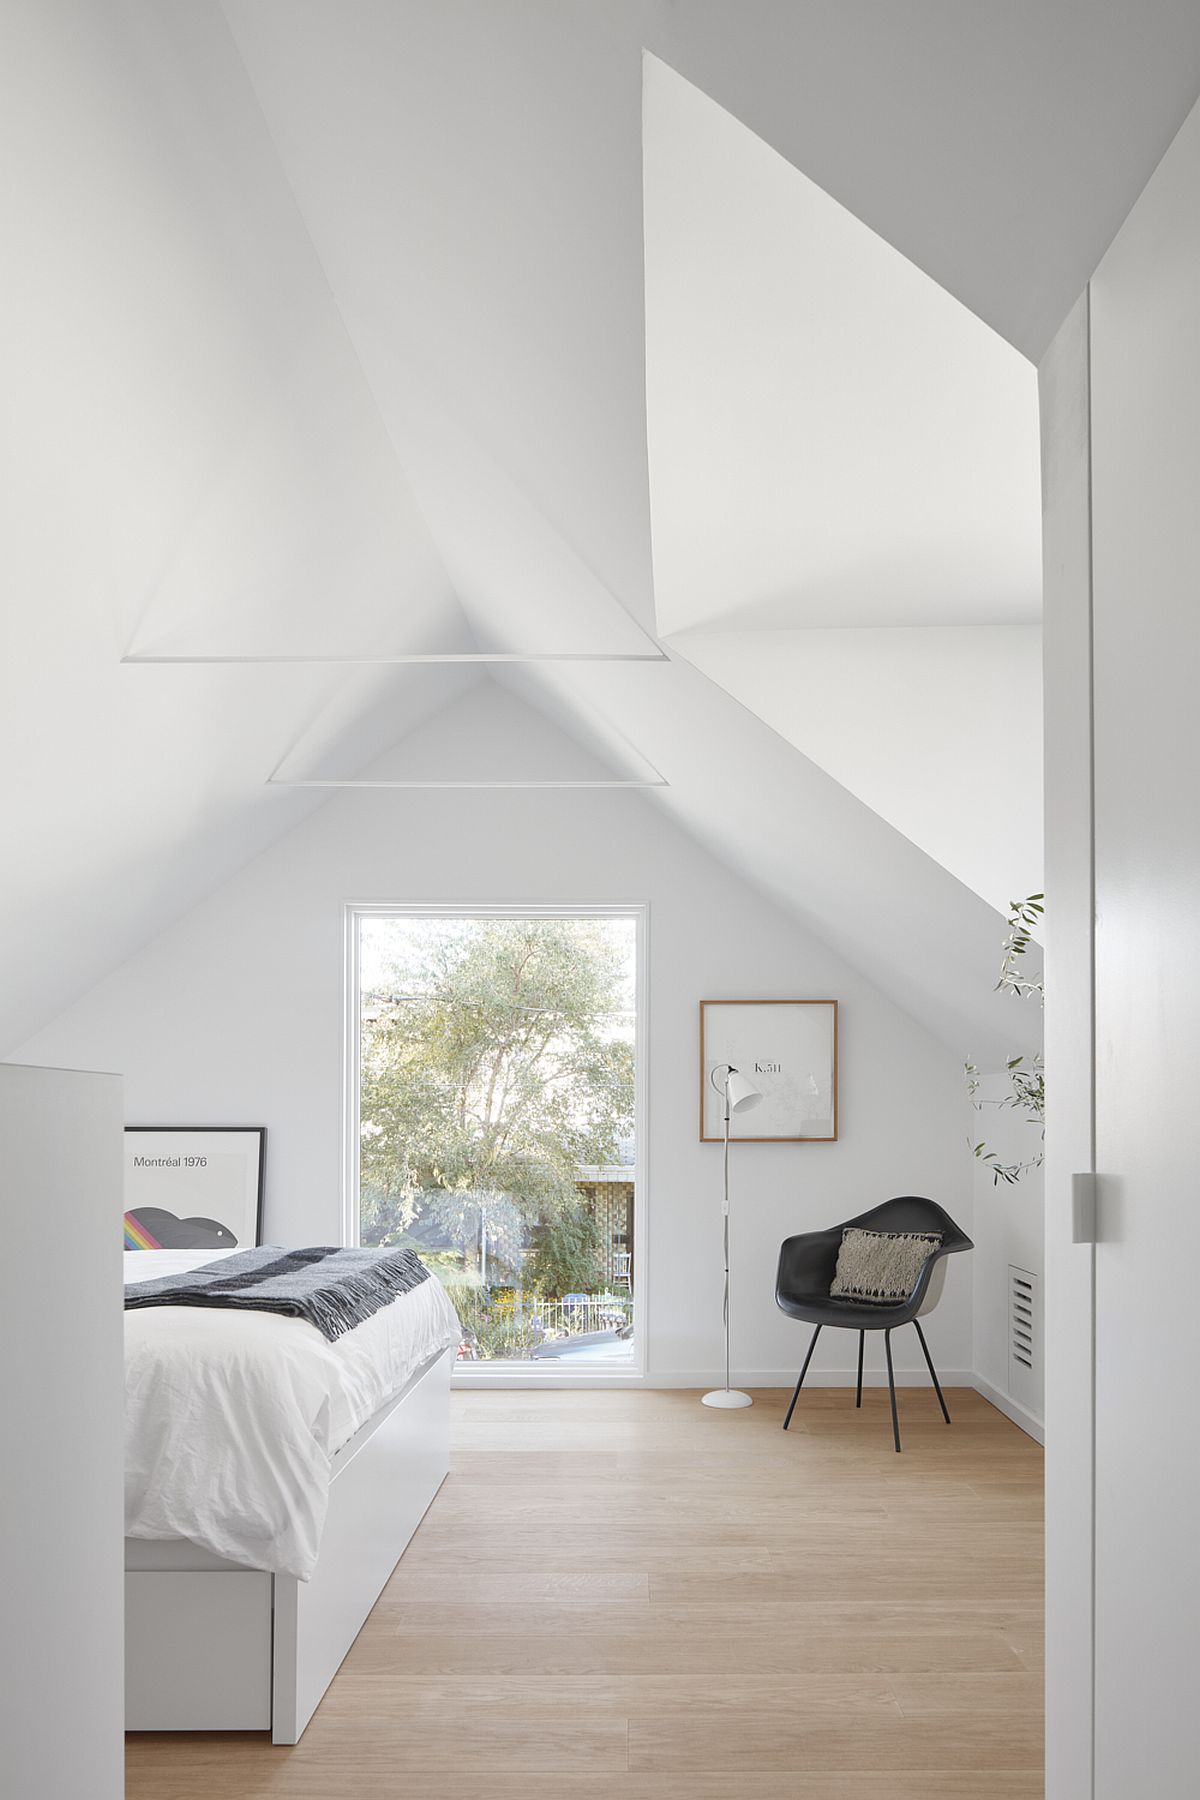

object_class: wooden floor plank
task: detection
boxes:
[124,1768,1047,1800]
[628,1710,1043,1773]
[378,1568,650,1603]
[313,1670,900,1717]
[126,1386,1044,1797]
[888,1670,1045,1716]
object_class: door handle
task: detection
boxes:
[1072,1172,1097,1243]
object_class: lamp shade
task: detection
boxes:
[725,1068,763,1113]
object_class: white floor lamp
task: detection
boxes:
[702,1063,763,1410]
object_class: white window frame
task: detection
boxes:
[344,901,649,1384]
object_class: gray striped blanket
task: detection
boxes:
[123,1244,431,1342]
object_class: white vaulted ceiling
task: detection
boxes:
[5,1,1200,1056]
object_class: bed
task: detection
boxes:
[123,1248,461,1743]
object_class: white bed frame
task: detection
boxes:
[125,1344,453,1744]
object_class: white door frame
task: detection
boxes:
[1041,288,1097,1800]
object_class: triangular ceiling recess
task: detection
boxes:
[643,53,1041,638]
[270,665,666,788]
[642,55,1043,913]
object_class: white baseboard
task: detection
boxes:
[452,1367,975,1391]
[971,1373,1045,1444]
[648,1368,977,1389]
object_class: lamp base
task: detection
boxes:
[701,1389,754,1409]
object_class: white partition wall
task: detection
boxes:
[1088,95,1200,1800]
[0,1063,124,1800]
[1043,88,1200,1800]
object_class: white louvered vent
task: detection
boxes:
[1008,1265,1039,1411]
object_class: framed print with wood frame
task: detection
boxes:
[700,1001,838,1142]
[123,1126,266,1250]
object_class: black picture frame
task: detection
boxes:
[123,1126,266,1251]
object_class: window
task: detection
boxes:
[348,906,643,1372]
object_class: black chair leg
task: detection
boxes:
[783,1325,822,1430]
[884,1328,901,1452]
[855,1330,865,1408]
[913,1317,951,1424]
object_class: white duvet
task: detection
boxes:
[124,1248,461,1579]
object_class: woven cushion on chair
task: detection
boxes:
[829,1226,942,1303]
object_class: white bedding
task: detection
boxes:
[124,1248,461,1579]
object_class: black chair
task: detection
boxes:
[775,1197,973,1452]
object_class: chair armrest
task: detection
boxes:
[776,1228,842,1303]
[906,1246,946,1310]
[907,1236,970,1312]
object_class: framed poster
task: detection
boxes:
[123,1127,265,1250]
[700,1001,838,1142]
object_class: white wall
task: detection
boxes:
[0,1064,124,1800]
[16,785,973,1386]
[672,624,1044,916]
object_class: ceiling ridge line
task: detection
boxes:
[213,0,468,629]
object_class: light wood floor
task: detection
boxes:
[126,1385,1044,1798]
